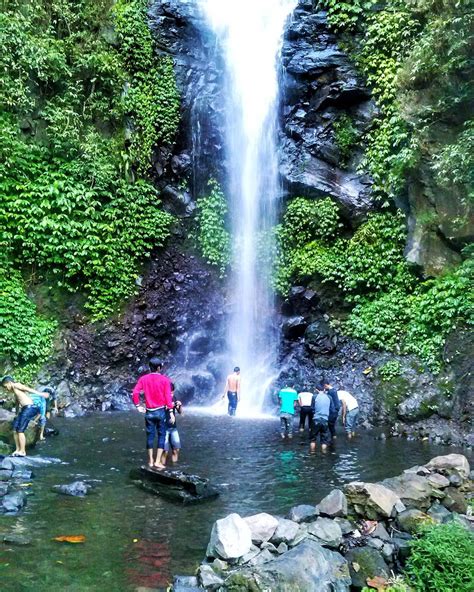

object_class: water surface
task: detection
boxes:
[0,412,469,591]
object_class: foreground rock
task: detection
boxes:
[206,514,252,560]
[172,454,473,591]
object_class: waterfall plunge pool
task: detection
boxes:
[1,411,470,591]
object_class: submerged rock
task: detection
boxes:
[53,481,91,497]
[1,490,27,514]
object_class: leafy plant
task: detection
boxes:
[333,113,360,166]
[404,522,474,592]
[378,360,403,381]
[195,181,231,276]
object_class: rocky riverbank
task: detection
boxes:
[172,454,473,591]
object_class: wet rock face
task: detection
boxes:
[280,4,375,220]
[47,243,227,410]
[148,0,225,198]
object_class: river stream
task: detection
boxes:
[0,412,470,591]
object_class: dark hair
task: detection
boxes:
[149,358,163,372]
[170,382,175,391]
[234,366,240,372]
[42,386,55,396]
[1,375,14,386]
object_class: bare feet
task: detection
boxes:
[153,463,165,470]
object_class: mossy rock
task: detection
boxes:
[345,546,390,589]
[0,412,37,449]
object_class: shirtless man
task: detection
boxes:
[1,376,49,456]
[222,367,241,416]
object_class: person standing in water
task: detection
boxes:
[338,389,359,438]
[223,367,241,416]
[132,358,174,469]
[324,381,341,442]
[161,383,183,465]
[1,376,49,456]
[278,385,298,439]
[310,386,334,452]
[298,386,314,432]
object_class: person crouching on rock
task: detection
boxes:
[1,376,49,456]
[309,386,334,453]
[161,382,183,466]
[132,358,174,470]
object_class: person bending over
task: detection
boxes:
[38,386,57,441]
[132,358,174,469]
[223,367,241,416]
[161,383,183,465]
[323,381,341,442]
[338,389,359,438]
[298,387,314,432]
[310,387,334,452]
[1,376,48,456]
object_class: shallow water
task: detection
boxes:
[0,412,470,591]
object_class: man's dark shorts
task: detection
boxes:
[310,419,330,445]
[13,405,39,433]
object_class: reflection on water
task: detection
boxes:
[0,412,470,591]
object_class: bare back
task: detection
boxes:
[226,373,240,393]
[13,385,34,408]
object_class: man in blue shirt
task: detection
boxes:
[310,387,334,451]
[278,385,298,439]
[324,381,341,442]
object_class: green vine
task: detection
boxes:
[195,181,231,277]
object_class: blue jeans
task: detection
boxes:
[227,392,238,416]
[345,408,359,433]
[145,408,167,449]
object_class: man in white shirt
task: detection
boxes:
[298,387,313,432]
[337,390,359,438]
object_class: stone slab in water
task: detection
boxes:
[130,465,219,504]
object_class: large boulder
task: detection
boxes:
[288,504,319,523]
[244,513,279,544]
[0,409,37,449]
[224,539,351,591]
[397,509,433,534]
[318,489,348,517]
[307,517,343,548]
[381,474,433,510]
[345,482,405,519]
[304,319,337,355]
[425,454,470,479]
[206,513,252,560]
[270,518,300,545]
[345,546,390,590]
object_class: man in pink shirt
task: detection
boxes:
[132,358,174,469]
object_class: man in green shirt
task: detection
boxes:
[278,385,298,439]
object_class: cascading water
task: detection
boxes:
[200,0,297,414]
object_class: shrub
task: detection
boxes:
[195,181,231,276]
[404,523,474,592]
[333,113,360,166]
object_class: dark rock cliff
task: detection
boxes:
[43,0,471,446]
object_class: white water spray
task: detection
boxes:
[201,0,296,414]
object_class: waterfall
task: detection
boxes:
[200,0,297,413]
